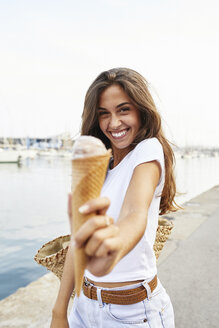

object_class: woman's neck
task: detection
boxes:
[111,146,131,168]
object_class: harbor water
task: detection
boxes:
[1,154,219,300]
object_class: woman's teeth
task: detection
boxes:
[111,130,127,138]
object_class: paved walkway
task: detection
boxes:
[158,185,219,328]
[0,185,219,327]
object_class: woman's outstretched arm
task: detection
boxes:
[115,160,161,259]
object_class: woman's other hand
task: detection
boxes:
[68,194,122,276]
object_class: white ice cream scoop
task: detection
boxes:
[72,136,107,159]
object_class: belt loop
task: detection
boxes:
[96,288,103,308]
[142,280,152,300]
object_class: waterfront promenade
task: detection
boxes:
[158,184,219,328]
[0,185,219,327]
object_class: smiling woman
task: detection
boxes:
[51,68,179,328]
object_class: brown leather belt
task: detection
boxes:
[82,275,157,305]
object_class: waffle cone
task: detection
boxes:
[71,150,111,296]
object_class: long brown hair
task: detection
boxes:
[81,68,179,215]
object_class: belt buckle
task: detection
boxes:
[84,280,89,287]
[84,276,90,287]
[84,278,94,300]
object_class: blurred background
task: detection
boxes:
[0,0,219,300]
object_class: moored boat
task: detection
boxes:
[0,149,21,163]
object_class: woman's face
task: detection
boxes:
[98,84,141,152]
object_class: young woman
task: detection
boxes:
[51,68,178,328]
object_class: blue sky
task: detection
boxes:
[0,0,219,147]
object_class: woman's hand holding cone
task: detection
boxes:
[68,194,122,277]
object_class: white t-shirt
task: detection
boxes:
[85,137,165,283]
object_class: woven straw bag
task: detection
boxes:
[153,218,173,260]
[34,218,173,280]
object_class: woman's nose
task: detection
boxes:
[109,115,121,129]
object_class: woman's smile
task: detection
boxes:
[109,128,129,139]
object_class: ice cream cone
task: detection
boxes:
[72,150,111,296]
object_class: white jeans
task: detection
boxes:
[68,278,175,328]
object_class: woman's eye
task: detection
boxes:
[98,111,109,116]
[120,107,130,113]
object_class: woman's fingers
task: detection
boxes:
[74,215,114,248]
[84,224,119,257]
[79,197,110,215]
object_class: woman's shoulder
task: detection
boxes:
[127,137,164,170]
[134,137,163,154]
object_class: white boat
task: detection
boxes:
[0,149,21,163]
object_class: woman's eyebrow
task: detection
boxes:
[97,102,131,110]
[97,107,108,111]
[116,102,131,108]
